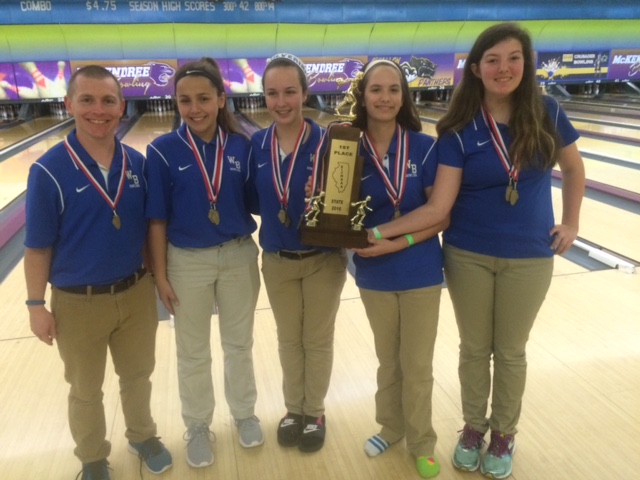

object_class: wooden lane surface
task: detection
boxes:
[0,124,73,210]
[120,112,175,154]
[0,117,65,150]
[0,239,638,479]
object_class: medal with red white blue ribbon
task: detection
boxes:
[481,105,519,205]
[64,136,127,230]
[269,120,308,227]
[362,124,409,219]
[185,126,226,224]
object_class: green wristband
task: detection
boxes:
[372,227,382,240]
[404,234,415,247]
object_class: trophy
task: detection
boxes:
[300,124,370,249]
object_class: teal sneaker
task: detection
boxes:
[452,424,485,471]
[480,431,516,479]
[128,436,173,474]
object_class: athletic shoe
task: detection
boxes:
[298,415,326,453]
[452,424,485,472]
[480,431,516,479]
[277,412,303,447]
[184,424,214,468]
[416,455,441,479]
[76,459,110,480]
[127,436,173,474]
[236,415,264,448]
[364,434,391,457]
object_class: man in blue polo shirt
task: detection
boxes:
[23,65,172,480]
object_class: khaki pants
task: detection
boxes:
[168,236,260,426]
[360,285,442,458]
[443,243,553,435]
[261,250,347,417]
[52,274,158,464]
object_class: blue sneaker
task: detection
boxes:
[452,424,485,472]
[480,431,516,479]
[128,436,173,474]
[76,459,110,480]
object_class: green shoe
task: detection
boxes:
[416,455,440,478]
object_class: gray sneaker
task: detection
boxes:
[184,424,214,468]
[235,416,264,448]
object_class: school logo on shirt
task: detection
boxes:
[126,170,141,188]
[406,159,418,178]
[227,156,241,172]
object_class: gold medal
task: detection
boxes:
[208,208,220,225]
[509,188,519,206]
[505,183,513,203]
[112,213,121,230]
[278,208,288,225]
[393,209,402,219]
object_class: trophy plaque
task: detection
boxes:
[300,125,370,249]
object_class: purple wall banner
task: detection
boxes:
[607,50,640,82]
[71,60,178,98]
[0,64,19,101]
[14,60,70,100]
[303,56,366,93]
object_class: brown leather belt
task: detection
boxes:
[277,250,322,260]
[57,268,147,295]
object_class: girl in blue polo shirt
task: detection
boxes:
[251,54,347,453]
[370,23,585,479]
[350,59,448,479]
[146,58,263,469]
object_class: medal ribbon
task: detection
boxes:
[186,126,226,209]
[480,105,519,183]
[362,124,409,211]
[64,136,127,214]
[269,120,308,210]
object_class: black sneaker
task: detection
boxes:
[76,459,110,480]
[277,412,303,447]
[299,415,326,453]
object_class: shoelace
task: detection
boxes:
[459,425,485,450]
[487,432,513,458]
[237,416,259,433]
[184,424,216,445]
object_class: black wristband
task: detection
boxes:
[25,299,46,306]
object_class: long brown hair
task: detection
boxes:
[437,22,561,169]
[351,60,422,133]
[174,57,241,135]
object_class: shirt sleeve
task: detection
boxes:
[24,162,62,248]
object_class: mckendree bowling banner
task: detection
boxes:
[368,55,454,89]
[70,60,179,98]
[302,56,366,93]
[607,50,640,82]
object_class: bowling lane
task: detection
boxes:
[576,136,640,165]
[0,125,74,210]
[120,112,175,154]
[552,186,640,262]
[0,116,68,150]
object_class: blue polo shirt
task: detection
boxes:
[146,123,257,248]
[353,128,444,291]
[24,129,147,287]
[438,95,579,258]
[251,119,329,253]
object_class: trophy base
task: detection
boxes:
[300,226,369,249]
